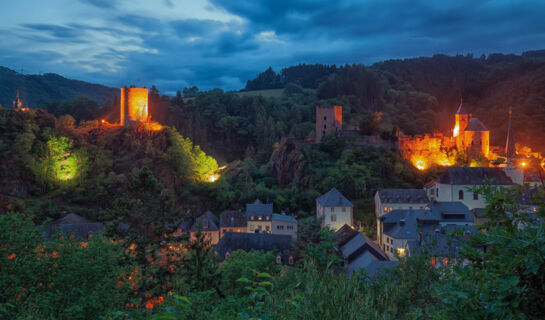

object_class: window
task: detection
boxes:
[324,124,327,129]
[250,215,254,220]
[331,214,336,222]
[249,225,255,231]
[322,130,325,136]
[436,188,439,197]
[236,228,241,232]
[323,116,327,120]
[287,225,294,230]
[277,225,284,230]
[397,248,406,257]
[258,215,262,221]
[342,207,346,212]
[473,193,478,200]
[265,226,270,232]
[390,247,393,253]
[383,207,387,212]
[331,207,334,212]
[266,215,270,220]
[458,190,464,200]
[258,225,262,231]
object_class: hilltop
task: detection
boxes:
[0,66,118,108]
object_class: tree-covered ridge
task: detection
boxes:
[0,66,117,109]
[242,50,545,153]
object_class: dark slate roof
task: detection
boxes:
[316,188,353,207]
[336,224,359,247]
[341,232,388,262]
[465,118,488,132]
[381,209,425,239]
[215,232,292,257]
[456,102,469,115]
[428,202,473,223]
[377,189,430,204]
[219,210,247,228]
[246,199,273,220]
[45,213,104,239]
[438,167,513,185]
[272,213,297,223]
[190,210,219,232]
[363,260,399,278]
[414,225,477,257]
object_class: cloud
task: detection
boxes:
[1,0,545,94]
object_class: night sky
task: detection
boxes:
[2,0,545,94]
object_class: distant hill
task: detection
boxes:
[0,67,118,108]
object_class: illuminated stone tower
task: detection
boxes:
[120,87,149,126]
[454,99,470,148]
[316,105,342,143]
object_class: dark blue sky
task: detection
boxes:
[2,0,545,94]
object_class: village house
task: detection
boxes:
[271,212,298,239]
[316,188,354,231]
[190,210,220,245]
[336,225,392,277]
[425,167,513,210]
[378,201,474,260]
[45,213,105,239]
[374,189,430,245]
[215,232,294,264]
[219,210,247,238]
[246,199,273,233]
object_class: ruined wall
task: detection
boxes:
[315,106,342,142]
[398,133,457,170]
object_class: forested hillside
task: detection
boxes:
[0,67,117,108]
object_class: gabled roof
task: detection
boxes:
[191,210,219,232]
[340,232,388,262]
[464,118,488,132]
[45,213,104,239]
[456,101,469,115]
[361,260,399,278]
[219,210,247,228]
[271,213,297,223]
[429,202,473,223]
[414,225,477,257]
[215,232,292,257]
[438,167,513,185]
[377,189,429,204]
[381,209,425,239]
[336,224,359,247]
[246,199,273,219]
[316,188,353,207]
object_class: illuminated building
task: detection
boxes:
[120,86,149,126]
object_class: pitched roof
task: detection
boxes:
[45,213,104,239]
[414,225,477,257]
[246,200,273,219]
[215,232,292,257]
[381,209,425,239]
[272,213,297,223]
[362,260,399,278]
[219,210,247,228]
[428,202,473,223]
[336,224,359,247]
[464,118,488,131]
[438,167,513,185]
[316,188,353,207]
[456,101,469,115]
[377,189,429,204]
[190,210,219,232]
[340,232,388,262]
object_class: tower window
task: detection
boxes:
[459,190,464,200]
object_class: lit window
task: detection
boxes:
[251,215,254,220]
[237,229,241,232]
[383,207,387,212]
[533,207,537,212]
[458,190,464,200]
[444,258,449,266]
[258,215,262,221]
[331,214,336,222]
[431,257,436,266]
[397,248,405,257]
[473,193,478,200]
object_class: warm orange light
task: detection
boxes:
[120,87,149,125]
[415,160,426,170]
[521,161,527,168]
[453,125,459,137]
[101,119,105,123]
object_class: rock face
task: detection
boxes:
[269,138,306,186]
